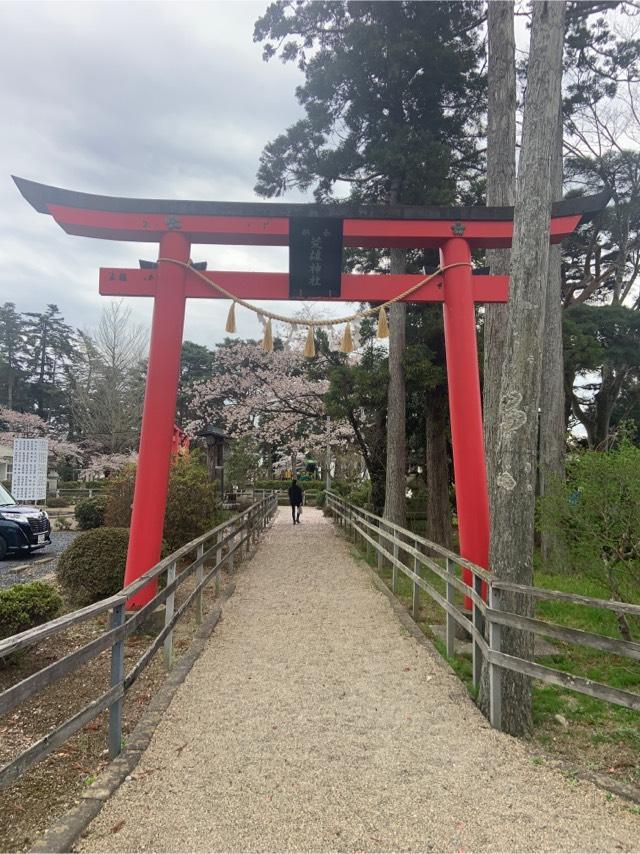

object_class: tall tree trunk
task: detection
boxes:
[425,390,452,548]
[384,247,407,526]
[490,0,566,736]
[483,0,516,512]
[371,408,387,515]
[539,104,566,567]
[478,1,517,720]
[37,322,48,417]
[593,366,624,449]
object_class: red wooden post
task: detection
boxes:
[441,237,490,607]
[124,232,191,609]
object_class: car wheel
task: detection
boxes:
[0,536,8,560]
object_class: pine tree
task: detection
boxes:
[0,302,27,410]
[22,304,77,422]
[254,0,485,525]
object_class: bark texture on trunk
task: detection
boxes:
[425,391,453,549]
[490,0,566,737]
[370,409,387,516]
[483,0,517,520]
[539,105,566,567]
[383,247,407,526]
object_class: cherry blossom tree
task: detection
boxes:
[187,341,356,476]
[0,406,83,463]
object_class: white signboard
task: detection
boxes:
[11,438,49,502]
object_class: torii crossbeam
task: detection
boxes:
[14,176,606,608]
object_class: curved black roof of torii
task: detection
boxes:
[13,176,609,223]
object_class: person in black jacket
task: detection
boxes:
[288,478,303,524]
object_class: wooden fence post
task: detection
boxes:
[215,531,222,595]
[412,551,420,621]
[445,558,455,657]
[377,520,384,572]
[195,543,204,625]
[229,523,235,573]
[472,572,484,689]
[108,603,125,759]
[392,538,399,593]
[488,585,502,730]
[164,561,176,669]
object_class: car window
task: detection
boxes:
[0,483,17,506]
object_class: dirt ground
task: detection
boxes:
[77,509,640,853]
[0,555,235,853]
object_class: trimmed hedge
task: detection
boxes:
[45,496,71,508]
[0,582,63,640]
[57,527,130,606]
[254,479,322,491]
[75,496,108,530]
[57,481,106,490]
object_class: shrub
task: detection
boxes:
[539,440,640,640]
[75,496,108,530]
[328,479,352,498]
[348,480,372,509]
[57,527,130,606]
[103,465,136,529]
[0,582,63,640]
[164,454,220,552]
[104,452,220,553]
[56,516,73,531]
[58,480,106,490]
[46,496,70,508]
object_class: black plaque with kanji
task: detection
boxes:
[289,217,343,298]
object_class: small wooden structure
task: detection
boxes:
[199,424,227,497]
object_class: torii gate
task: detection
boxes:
[14,177,606,609]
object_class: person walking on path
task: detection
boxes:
[288,478,303,524]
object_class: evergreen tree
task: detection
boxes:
[22,304,78,422]
[254,0,485,526]
[0,302,28,410]
[564,303,640,448]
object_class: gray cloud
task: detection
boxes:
[0,0,347,345]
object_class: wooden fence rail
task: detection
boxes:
[0,494,278,789]
[326,492,640,729]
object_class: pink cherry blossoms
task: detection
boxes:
[187,342,356,462]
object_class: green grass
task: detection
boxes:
[531,569,640,734]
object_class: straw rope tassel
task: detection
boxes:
[225,301,237,334]
[261,318,273,352]
[340,322,355,353]
[377,305,389,339]
[303,326,316,358]
[159,259,471,332]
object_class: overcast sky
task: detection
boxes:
[0,0,338,345]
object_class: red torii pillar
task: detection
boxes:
[126,232,191,607]
[441,237,489,595]
[13,176,605,609]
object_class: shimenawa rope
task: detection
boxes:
[157,258,471,355]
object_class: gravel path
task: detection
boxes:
[78,508,640,853]
[0,531,79,588]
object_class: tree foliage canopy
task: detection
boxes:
[254,0,485,203]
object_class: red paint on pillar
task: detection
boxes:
[124,232,191,608]
[441,238,490,607]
